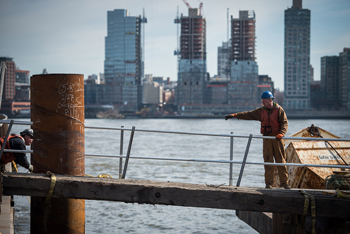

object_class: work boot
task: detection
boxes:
[281,183,291,189]
[265,184,272,188]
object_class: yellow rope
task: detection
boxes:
[44,171,56,205]
[336,189,350,198]
[98,174,113,178]
[85,173,113,178]
[299,190,316,234]
[12,161,18,172]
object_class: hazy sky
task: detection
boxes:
[1,0,349,90]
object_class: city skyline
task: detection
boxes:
[0,0,349,91]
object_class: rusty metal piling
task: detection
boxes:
[30,74,85,234]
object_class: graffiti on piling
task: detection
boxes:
[57,83,84,120]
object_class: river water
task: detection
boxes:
[12,118,350,233]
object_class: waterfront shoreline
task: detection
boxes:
[121,112,350,120]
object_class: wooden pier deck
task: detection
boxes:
[0,165,14,234]
[0,196,14,234]
[2,172,350,220]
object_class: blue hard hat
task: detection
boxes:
[261,91,274,99]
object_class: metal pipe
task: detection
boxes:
[3,119,350,177]
[0,120,33,125]
[85,125,350,142]
[229,131,234,186]
[3,119,350,168]
[0,120,348,142]
[122,126,135,179]
[2,149,33,153]
[85,154,126,159]
[30,74,85,234]
[84,153,350,169]
[236,134,253,187]
[119,126,124,178]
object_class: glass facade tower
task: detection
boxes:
[217,41,231,79]
[104,9,144,112]
[321,56,339,107]
[283,0,311,110]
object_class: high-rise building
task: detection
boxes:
[217,41,231,79]
[231,11,256,62]
[283,0,311,110]
[176,8,207,105]
[339,48,350,110]
[16,70,30,84]
[258,75,274,97]
[0,57,30,117]
[321,56,339,107]
[0,57,16,101]
[228,11,259,105]
[318,48,350,111]
[142,82,163,105]
[104,9,146,112]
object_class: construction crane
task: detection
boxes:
[182,0,191,8]
[198,2,203,15]
[182,0,203,15]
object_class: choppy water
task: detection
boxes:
[12,118,350,233]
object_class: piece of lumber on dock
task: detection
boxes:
[2,173,350,219]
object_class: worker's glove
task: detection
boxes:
[28,165,34,173]
[225,114,236,120]
[276,134,284,141]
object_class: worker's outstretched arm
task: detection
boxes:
[225,114,236,120]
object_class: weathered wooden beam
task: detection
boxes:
[3,173,350,219]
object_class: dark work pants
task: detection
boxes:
[263,138,289,185]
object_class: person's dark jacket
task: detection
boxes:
[8,137,30,169]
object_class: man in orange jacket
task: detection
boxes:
[225,91,291,189]
[0,128,34,172]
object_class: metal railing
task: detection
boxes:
[1,119,350,187]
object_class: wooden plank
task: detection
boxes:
[0,164,14,234]
[2,172,350,219]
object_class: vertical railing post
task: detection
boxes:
[236,134,253,187]
[0,120,14,162]
[119,126,124,178]
[229,132,234,186]
[122,126,135,179]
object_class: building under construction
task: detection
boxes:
[175,9,263,115]
[230,11,256,61]
[228,10,259,105]
[176,8,208,107]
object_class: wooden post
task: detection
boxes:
[30,74,85,234]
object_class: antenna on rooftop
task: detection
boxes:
[0,61,7,109]
[227,8,229,42]
[140,8,147,80]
